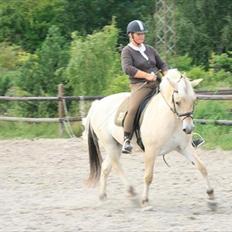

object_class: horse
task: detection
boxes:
[84,69,215,209]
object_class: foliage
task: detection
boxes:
[175,0,232,66]
[66,22,120,95]
[103,74,130,95]
[0,42,24,95]
[209,52,232,72]
[168,55,193,71]
[17,25,69,96]
[0,1,231,149]
[0,0,154,51]
[2,25,69,117]
[0,0,66,51]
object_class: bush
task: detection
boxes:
[103,74,129,95]
[66,21,121,96]
[209,52,232,72]
[168,55,193,71]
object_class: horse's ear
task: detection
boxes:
[191,78,203,88]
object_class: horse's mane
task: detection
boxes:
[160,69,196,100]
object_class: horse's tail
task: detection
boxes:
[86,123,102,186]
[84,100,102,186]
[82,100,99,140]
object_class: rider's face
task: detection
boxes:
[131,32,145,44]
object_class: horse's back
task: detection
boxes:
[89,92,129,137]
[94,92,130,113]
[100,92,130,104]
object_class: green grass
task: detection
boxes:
[0,121,83,139]
[0,100,231,151]
[0,121,231,150]
[193,100,232,150]
[195,124,232,150]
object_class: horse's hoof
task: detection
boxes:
[141,205,153,211]
[141,199,153,211]
[207,189,214,200]
[207,199,218,211]
[127,186,137,197]
[99,193,107,201]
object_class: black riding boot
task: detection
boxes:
[122,132,133,154]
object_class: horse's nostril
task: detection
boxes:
[183,128,186,132]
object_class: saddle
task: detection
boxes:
[114,87,159,151]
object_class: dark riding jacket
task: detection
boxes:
[121,44,168,84]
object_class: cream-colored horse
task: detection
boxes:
[85,69,215,209]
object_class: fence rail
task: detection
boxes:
[194,119,232,126]
[0,116,81,123]
[0,86,231,128]
[0,96,104,101]
[0,94,232,101]
[195,89,232,95]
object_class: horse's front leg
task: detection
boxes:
[178,145,217,209]
[141,146,158,209]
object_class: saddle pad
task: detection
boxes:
[114,96,129,127]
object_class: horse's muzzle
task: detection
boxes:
[183,127,193,134]
[182,120,195,134]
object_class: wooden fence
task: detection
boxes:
[0,85,231,132]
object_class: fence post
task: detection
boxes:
[58,84,65,136]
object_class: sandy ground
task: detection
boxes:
[0,138,231,232]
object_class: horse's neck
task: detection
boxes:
[147,84,180,126]
[159,82,174,104]
[148,83,174,113]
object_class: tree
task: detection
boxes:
[0,42,24,95]
[17,25,69,96]
[0,0,65,51]
[175,0,232,66]
[61,0,154,45]
[66,22,120,95]
[10,25,69,117]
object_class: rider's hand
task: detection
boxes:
[145,73,157,81]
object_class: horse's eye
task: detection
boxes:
[175,101,180,106]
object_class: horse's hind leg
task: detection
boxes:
[111,151,137,198]
[99,140,136,200]
[179,146,215,200]
[99,154,112,201]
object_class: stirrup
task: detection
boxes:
[192,133,205,148]
[122,138,133,154]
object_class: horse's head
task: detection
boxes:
[160,69,202,134]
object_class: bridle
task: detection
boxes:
[161,75,194,120]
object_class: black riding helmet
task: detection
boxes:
[127,20,147,34]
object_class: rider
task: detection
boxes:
[121,20,168,154]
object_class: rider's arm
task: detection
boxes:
[121,47,156,81]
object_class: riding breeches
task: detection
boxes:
[123,81,157,136]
